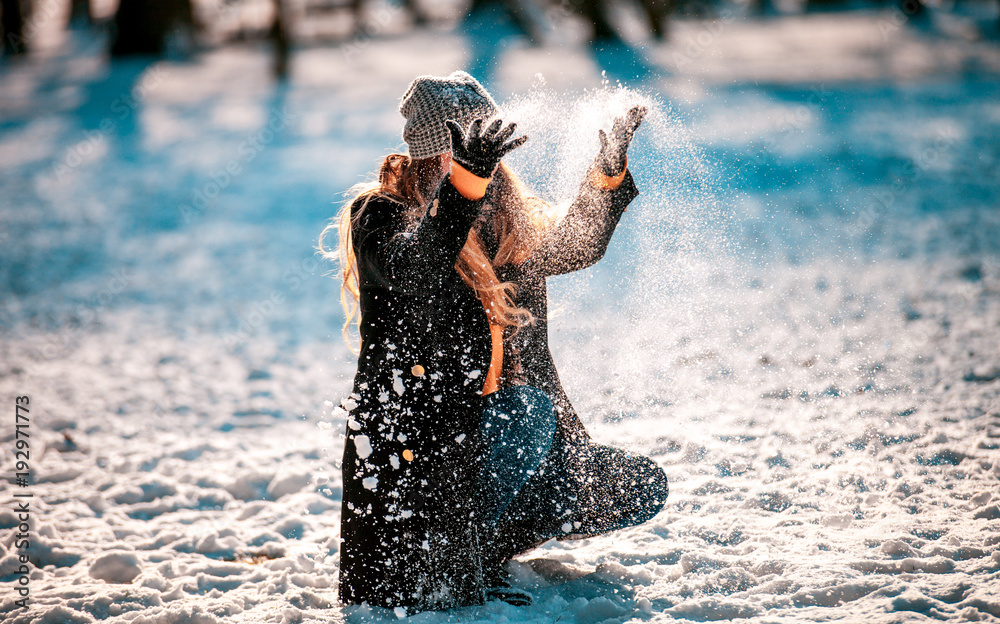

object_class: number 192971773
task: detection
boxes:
[12,395,33,609]
[14,396,30,486]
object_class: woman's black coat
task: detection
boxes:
[338,167,639,610]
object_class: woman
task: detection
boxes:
[322,71,668,611]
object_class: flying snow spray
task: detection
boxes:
[500,82,745,438]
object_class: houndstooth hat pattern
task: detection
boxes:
[399,71,499,160]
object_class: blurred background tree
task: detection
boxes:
[2,0,26,54]
[110,0,197,56]
[2,0,996,77]
[68,0,92,27]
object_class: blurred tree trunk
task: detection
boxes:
[2,0,26,55]
[271,0,290,79]
[467,0,541,42]
[580,0,618,41]
[68,0,92,27]
[804,0,851,10]
[639,0,671,40]
[111,0,195,56]
[899,0,925,18]
[748,0,777,16]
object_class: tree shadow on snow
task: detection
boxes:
[0,55,164,300]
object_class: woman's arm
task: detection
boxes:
[523,105,648,278]
[353,177,482,294]
[525,168,639,277]
[355,118,528,294]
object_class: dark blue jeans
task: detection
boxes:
[476,386,669,570]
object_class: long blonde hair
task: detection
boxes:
[319,153,553,349]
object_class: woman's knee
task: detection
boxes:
[579,446,668,531]
[631,455,669,524]
[481,386,556,449]
[511,385,557,436]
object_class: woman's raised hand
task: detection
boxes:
[596,105,648,177]
[446,118,528,179]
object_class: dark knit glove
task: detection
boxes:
[596,105,648,176]
[446,118,528,179]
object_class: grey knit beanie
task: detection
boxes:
[399,71,499,160]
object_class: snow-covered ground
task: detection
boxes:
[1,3,999,622]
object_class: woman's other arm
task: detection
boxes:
[526,167,638,277]
[526,105,647,277]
